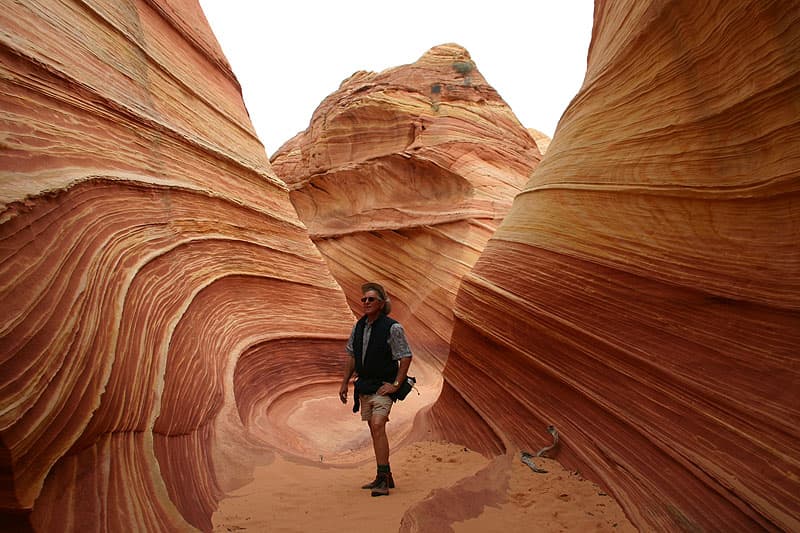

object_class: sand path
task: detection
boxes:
[212,440,636,532]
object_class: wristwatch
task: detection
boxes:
[392,380,400,387]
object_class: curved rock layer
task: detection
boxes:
[271,44,541,373]
[0,1,354,531]
[435,1,800,531]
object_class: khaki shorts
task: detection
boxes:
[359,394,393,421]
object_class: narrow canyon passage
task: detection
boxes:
[214,338,635,532]
[3,1,797,530]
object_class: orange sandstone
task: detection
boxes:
[431,1,800,531]
[0,1,352,530]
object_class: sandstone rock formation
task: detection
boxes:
[10,0,797,531]
[527,128,551,155]
[0,1,354,530]
[271,43,542,382]
[429,1,800,531]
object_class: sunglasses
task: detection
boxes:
[361,296,381,303]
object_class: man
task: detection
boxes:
[339,282,413,497]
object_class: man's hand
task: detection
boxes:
[377,382,400,396]
[340,356,355,404]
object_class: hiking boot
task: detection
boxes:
[370,473,392,497]
[361,476,380,489]
[361,472,395,490]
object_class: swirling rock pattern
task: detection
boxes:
[435,1,800,531]
[0,1,353,530]
[271,44,541,376]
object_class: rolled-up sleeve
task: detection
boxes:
[389,323,413,360]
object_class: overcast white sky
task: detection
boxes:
[198,1,594,157]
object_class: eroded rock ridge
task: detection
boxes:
[0,1,353,530]
[430,2,800,531]
[271,43,541,380]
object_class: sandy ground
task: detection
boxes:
[212,440,636,532]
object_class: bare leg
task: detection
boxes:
[368,415,390,465]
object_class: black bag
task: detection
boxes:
[390,376,417,401]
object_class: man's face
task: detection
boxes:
[361,290,383,315]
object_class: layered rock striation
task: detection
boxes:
[9,0,797,531]
[271,44,541,378]
[432,1,800,531]
[0,1,353,530]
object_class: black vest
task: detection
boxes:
[353,314,398,382]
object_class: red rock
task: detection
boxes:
[9,0,797,531]
[0,1,353,530]
[527,128,551,155]
[431,1,800,531]
[271,43,541,376]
